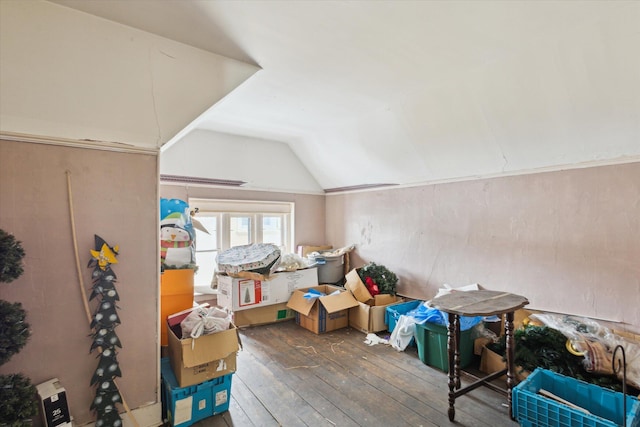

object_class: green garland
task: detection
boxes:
[488,325,626,392]
[357,262,398,295]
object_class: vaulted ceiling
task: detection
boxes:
[44,1,640,191]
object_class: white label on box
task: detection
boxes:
[174,396,193,425]
[51,394,59,403]
[215,389,228,406]
[198,399,207,411]
[215,358,227,372]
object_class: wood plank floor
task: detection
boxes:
[189,320,518,427]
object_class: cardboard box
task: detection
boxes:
[479,345,507,380]
[344,268,373,303]
[474,336,492,356]
[232,302,295,327]
[36,379,72,427]
[479,345,528,382]
[287,284,359,334]
[349,295,404,333]
[217,267,318,311]
[491,309,535,336]
[161,358,232,427]
[167,320,240,388]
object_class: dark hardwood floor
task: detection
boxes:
[189,320,518,427]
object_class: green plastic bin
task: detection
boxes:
[414,321,474,372]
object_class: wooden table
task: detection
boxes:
[427,290,529,421]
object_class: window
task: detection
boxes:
[189,198,294,287]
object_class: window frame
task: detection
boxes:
[189,198,294,286]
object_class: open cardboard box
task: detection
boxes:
[344,268,405,333]
[287,284,359,334]
[167,309,240,388]
[349,294,404,333]
[344,268,374,303]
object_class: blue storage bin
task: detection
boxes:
[512,368,640,427]
[161,358,233,427]
[385,300,422,332]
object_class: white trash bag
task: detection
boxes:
[390,314,418,352]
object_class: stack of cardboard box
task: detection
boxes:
[162,308,241,427]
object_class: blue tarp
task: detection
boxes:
[406,303,484,331]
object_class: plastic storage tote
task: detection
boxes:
[385,300,423,333]
[310,252,345,284]
[414,321,474,372]
[512,368,640,427]
[161,358,233,427]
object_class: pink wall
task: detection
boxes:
[0,140,159,425]
[326,163,640,333]
[160,184,327,249]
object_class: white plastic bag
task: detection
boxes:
[181,306,231,339]
[390,315,417,352]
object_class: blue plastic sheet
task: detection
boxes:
[406,303,483,331]
[303,288,325,301]
[303,288,340,301]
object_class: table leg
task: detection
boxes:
[505,311,515,420]
[454,315,461,390]
[447,312,456,421]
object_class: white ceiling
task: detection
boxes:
[52,0,640,191]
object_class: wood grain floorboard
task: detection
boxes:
[183,320,518,427]
[270,324,496,427]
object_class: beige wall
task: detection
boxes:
[0,140,159,425]
[160,184,327,249]
[326,162,640,334]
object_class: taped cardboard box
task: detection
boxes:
[349,294,404,333]
[344,269,374,303]
[232,302,295,328]
[287,284,359,334]
[167,319,240,388]
[217,267,318,311]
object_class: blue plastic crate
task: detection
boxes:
[513,368,640,427]
[161,358,232,427]
[384,300,422,333]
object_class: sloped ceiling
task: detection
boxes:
[48,1,640,191]
[0,0,259,149]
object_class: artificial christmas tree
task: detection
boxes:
[0,229,38,426]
